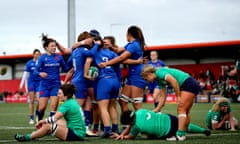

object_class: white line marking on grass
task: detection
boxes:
[187,132,239,137]
[0,113,27,115]
[0,126,34,130]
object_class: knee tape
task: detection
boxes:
[51,123,58,136]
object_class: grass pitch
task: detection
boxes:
[0,102,239,144]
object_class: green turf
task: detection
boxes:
[0,102,239,144]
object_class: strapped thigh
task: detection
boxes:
[119,94,134,103]
[132,97,143,103]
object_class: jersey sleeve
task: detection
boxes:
[129,125,140,138]
[124,42,135,54]
[34,56,43,76]
[58,102,70,115]
[59,55,70,72]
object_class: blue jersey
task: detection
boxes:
[24,59,41,82]
[124,40,144,76]
[34,53,69,82]
[148,60,166,68]
[93,48,120,79]
[93,48,121,100]
[68,46,94,83]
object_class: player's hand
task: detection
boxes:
[110,132,120,140]
[98,62,107,68]
[84,75,95,81]
[39,72,48,78]
[136,57,143,64]
[35,120,46,129]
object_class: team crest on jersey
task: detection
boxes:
[54,56,59,61]
[44,57,48,61]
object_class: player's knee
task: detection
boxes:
[42,123,52,131]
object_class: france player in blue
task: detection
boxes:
[147,50,166,110]
[19,49,41,124]
[92,37,121,138]
[99,25,146,113]
[34,34,69,121]
[67,32,97,131]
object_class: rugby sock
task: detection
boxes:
[104,126,111,134]
[93,124,99,131]
[154,102,159,108]
[35,110,39,117]
[112,124,119,133]
[30,115,34,120]
[187,123,205,133]
[38,111,44,121]
[176,130,186,137]
[25,134,32,141]
[84,110,91,126]
[49,111,55,117]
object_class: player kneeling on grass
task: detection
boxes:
[206,97,238,131]
[111,109,211,140]
[14,84,86,142]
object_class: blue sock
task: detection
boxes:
[93,124,99,131]
[104,126,111,134]
[30,115,34,120]
[112,124,118,132]
[84,110,91,126]
[49,111,55,117]
[35,110,39,116]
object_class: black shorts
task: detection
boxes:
[66,129,83,141]
[165,114,178,138]
[181,77,200,95]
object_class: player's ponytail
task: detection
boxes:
[41,33,56,49]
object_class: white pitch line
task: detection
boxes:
[0,126,34,130]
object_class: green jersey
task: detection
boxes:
[155,67,190,89]
[206,103,232,128]
[58,98,86,139]
[130,109,171,138]
[235,60,240,70]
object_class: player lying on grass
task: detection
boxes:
[111,109,211,141]
[14,84,86,142]
[206,97,238,131]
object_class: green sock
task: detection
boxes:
[176,130,186,137]
[25,134,32,141]
[187,123,205,133]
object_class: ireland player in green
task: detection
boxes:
[111,109,210,140]
[206,97,238,131]
[141,65,200,141]
[14,84,86,141]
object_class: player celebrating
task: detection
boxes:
[141,65,200,141]
[34,34,69,121]
[99,25,146,113]
[14,84,86,141]
[111,109,211,140]
[19,49,41,124]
